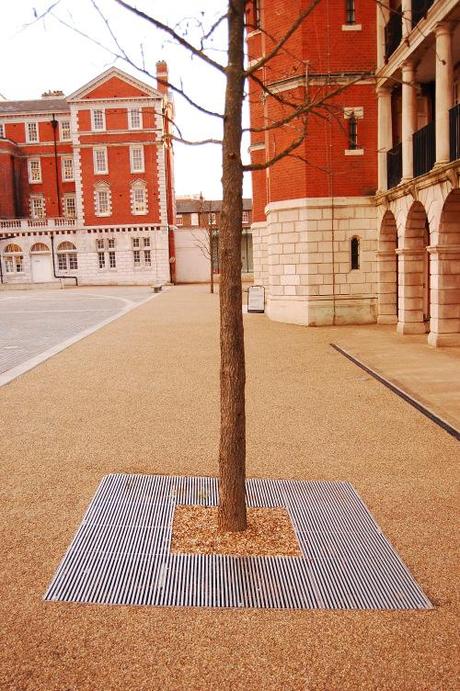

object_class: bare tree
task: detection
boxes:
[37,0,370,532]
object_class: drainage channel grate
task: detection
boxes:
[44,474,432,611]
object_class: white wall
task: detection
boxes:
[174,228,210,283]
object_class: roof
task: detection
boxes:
[67,67,162,101]
[176,198,252,213]
[0,99,69,115]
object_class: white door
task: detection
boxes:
[31,254,52,283]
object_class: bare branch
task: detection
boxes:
[246,0,321,75]
[114,0,226,74]
[243,123,307,172]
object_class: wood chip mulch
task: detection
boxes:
[171,505,302,557]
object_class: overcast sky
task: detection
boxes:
[0,0,252,200]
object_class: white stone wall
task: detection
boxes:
[252,196,377,325]
[0,226,170,286]
[173,228,210,283]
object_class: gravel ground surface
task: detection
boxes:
[0,284,458,690]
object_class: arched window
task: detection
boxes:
[30,242,50,253]
[57,241,78,271]
[94,183,111,217]
[3,243,24,273]
[351,237,360,270]
[130,180,148,215]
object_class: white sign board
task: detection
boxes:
[248,285,265,313]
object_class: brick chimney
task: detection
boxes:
[156,61,169,96]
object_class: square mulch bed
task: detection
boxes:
[44,474,432,610]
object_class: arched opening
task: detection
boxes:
[377,211,398,325]
[30,242,52,282]
[57,241,78,271]
[350,237,360,270]
[3,243,24,274]
[428,189,460,347]
[397,201,431,335]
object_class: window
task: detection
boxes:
[91,109,105,131]
[191,212,199,226]
[0,123,4,138]
[348,114,358,150]
[28,158,42,183]
[131,181,147,215]
[96,238,105,250]
[63,194,76,218]
[61,156,74,181]
[130,145,144,173]
[30,195,45,218]
[242,211,249,224]
[95,237,116,270]
[57,241,78,271]
[108,237,115,249]
[98,252,106,269]
[60,120,71,141]
[176,214,183,226]
[250,0,261,28]
[208,212,216,225]
[30,242,49,253]
[93,147,108,174]
[3,244,23,273]
[351,237,360,270]
[109,251,116,268]
[94,184,111,216]
[345,0,355,24]
[132,236,152,268]
[26,122,39,143]
[128,108,142,130]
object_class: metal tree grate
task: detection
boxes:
[44,474,432,611]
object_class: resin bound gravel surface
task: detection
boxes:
[0,285,458,690]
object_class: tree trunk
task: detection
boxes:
[210,229,214,294]
[217,0,247,532]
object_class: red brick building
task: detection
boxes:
[247,0,379,325]
[0,64,174,286]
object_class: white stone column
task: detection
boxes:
[377,250,398,324]
[401,0,412,37]
[427,244,460,347]
[435,23,453,166]
[377,1,390,69]
[377,86,393,192]
[401,61,417,181]
[396,247,427,334]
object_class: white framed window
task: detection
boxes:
[128,108,142,130]
[57,241,78,271]
[60,120,71,141]
[109,251,116,268]
[133,249,141,266]
[30,195,45,218]
[132,237,140,248]
[131,181,148,215]
[176,214,183,226]
[28,158,42,183]
[61,156,74,181]
[63,194,76,218]
[143,237,150,248]
[144,250,151,266]
[0,123,4,138]
[93,146,108,174]
[242,211,249,223]
[94,184,111,216]
[3,244,23,273]
[98,252,106,269]
[129,145,144,173]
[191,212,199,226]
[26,121,39,143]
[132,237,152,268]
[91,109,105,131]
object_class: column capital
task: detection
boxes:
[435,22,453,37]
[401,59,415,73]
[376,84,391,97]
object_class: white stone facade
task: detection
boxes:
[252,197,377,326]
[0,225,170,287]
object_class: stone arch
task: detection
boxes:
[397,201,431,335]
[30,242,50,253]
[377,210,398,325]
[428,189,460,347]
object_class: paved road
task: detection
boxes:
[0,286,154,384]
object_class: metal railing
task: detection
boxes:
[387,142,402,189]
[411,0,434,27]
[385,6,402,60]
[449,103,460,162]
[413,121,435,177]
[0,217,77,232]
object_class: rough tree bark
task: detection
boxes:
[218,0,247,532]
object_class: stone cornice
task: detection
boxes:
[375,159,460,205]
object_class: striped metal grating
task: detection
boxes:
[44,474,432,611]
